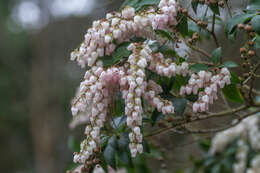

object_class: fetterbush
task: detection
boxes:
[67,0,260,172]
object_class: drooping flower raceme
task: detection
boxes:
[180,68,231,113]
[69,0,233,171]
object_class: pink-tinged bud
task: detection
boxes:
[137,144,143,153]
[193,85,199,95]
[200,103,206,112]
[104,35,112,44]
[218,81,225,88]
[185,86,192,95]
[192,102,199,113]
[180,86,186,96]
[202,95,209,103]
[196,79,204,88]
[137,58,147,68]
[71,107,78,116]
[223,76,231,85]
[221,68,230,76]
[198,71,206,79]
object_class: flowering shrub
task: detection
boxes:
[191,113,260,173]
[67,0,260,172]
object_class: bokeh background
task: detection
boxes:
[0,0,250,173]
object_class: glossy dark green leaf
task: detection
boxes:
[104,145,116,168]
[177,13,188,36]
[155,29,174,41]
[225,13,256,35]
[209,4,220,15]
[255,34,260,49]
[148,41,160,52]
[191,0,199,14]
[151,109,163,126]
[211,47,222,65]
[112,42,131,62]
[108,135,117,148]
[120,0,139,9]
[172,98,187,116]
[172,75,189,92]
[220,61,239,68]
[185,94,198,102]
[252,15,260,34]
[247,0,260,11]
[111,115,127,129]
[230,71,241,84]
[104,135,117,168]
[117,132,129,149]
[135,0,161,10]
[189,63,209,72]
[117,133,132,165]
[100,42,131,68]
[121,0,160,10]
[222,84,244,103]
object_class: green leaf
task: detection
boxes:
[220,61,239,68]
[104,145,116,168]
[117,133,132,165]
[118,133,129,149]
[222,84,244,103]
[225,13,256,35]
[112,42,131,62]
[155,29,174,41]
[111,115,127,129]
[172,98,187,116]
[189,63,209,72]
[251,15,260,35]
[172,75,189,92]
[209,4,220,15]
[191,0,199,14]
[100,42,131,68]
[135,0,161,10]
[230,71,241,84]
[151,109,163,126]
[247,0,260,11]
[104,135,117,168]
[176,13,188,36]
[255,34,260,49]
[120,0,139,9]
[121,0,160,11]
[211,47,222,65]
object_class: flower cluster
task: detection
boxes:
[210,114,260,173]
[70,0,178,68]
[180,68,231,112]
[143,80,175,114]
[68,0,236,171]
[149,52,189,77]
[72,64,125,164]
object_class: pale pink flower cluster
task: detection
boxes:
[72,64,125,164]
[70,0,178,68]
[149,52,189,77]
[180,68,231,113]
[120,43,152,157]
[143,80,175,114]
[154,0,177,29]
